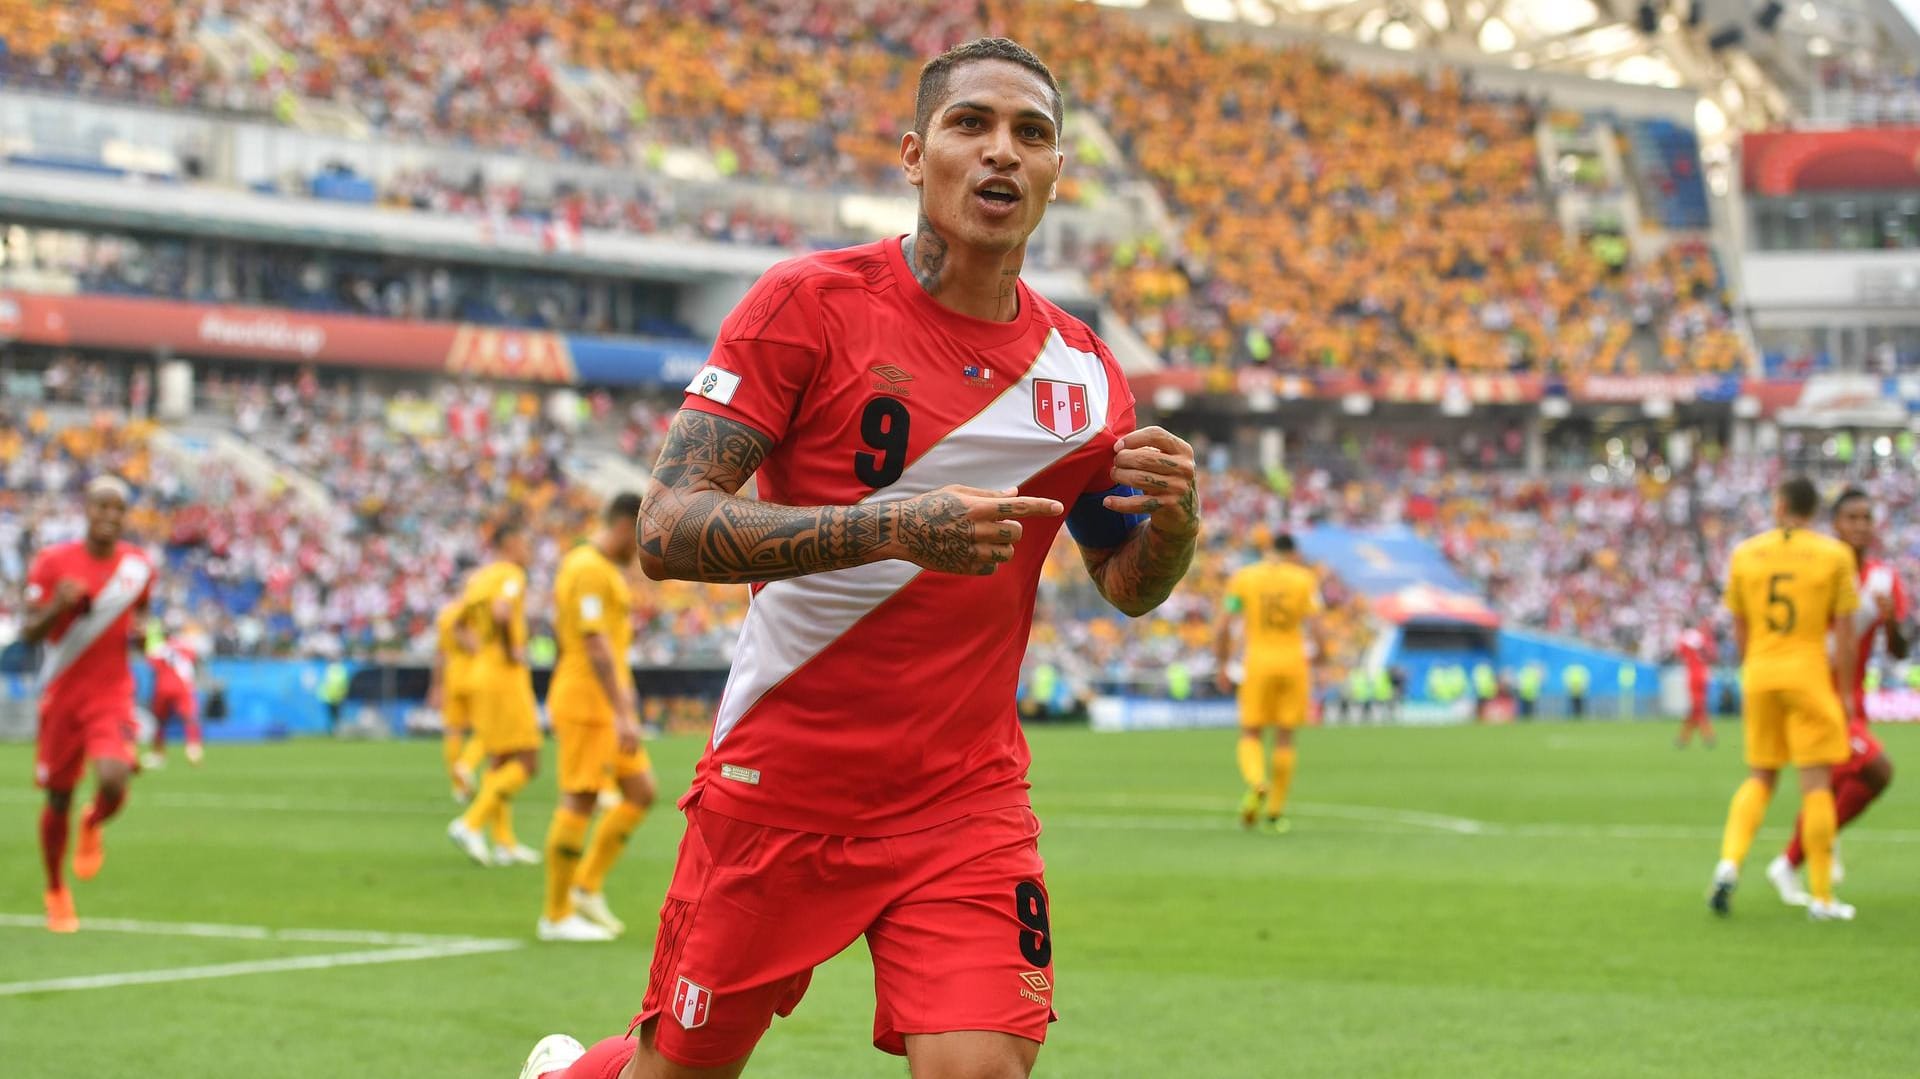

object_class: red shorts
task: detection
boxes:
[152,685,198,723]
[1687,679,1708,718]
[35,698,137,790]
[1833,720,1885,783]
[634,800,1056,1069]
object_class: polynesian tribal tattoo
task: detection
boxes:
[639,411,1001,583]
[1082,485,1199,617]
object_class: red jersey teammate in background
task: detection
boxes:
[1674,623,1716,749]
[1766,486,1909,907]
[521,38,1201,1079]
[21,476,155,933]
[144,628,205,768]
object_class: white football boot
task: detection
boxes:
[493,842,542,867]
[1808,897,1857,922]
[447,818,493,865]
[570,888,626,935]
[1764,855,1811,907]
[518,1034,586,1078]
[536,914,616,943]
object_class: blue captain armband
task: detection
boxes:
[1066,486,1149,549]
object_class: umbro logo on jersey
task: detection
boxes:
[870,364,914,397]
[1032,380,1090,441]
[1017,970,1051,1005]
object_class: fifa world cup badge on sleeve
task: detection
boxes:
[688,365,743,406]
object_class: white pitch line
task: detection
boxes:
[1047,811,1920,845]
[5,786,1916,846]
[0,913,483,946]
[0,938,521,997]
[1047,795,1485,831]
[0,789,452,817]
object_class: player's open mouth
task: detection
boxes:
[973,180,1023,217]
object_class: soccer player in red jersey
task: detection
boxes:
[20,476,155,933]
[144,627,205,768]
[1766,486,1908,906]
[1674,622,1716,749]
[519,38,1200,1079]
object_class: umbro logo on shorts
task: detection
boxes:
[719,763,761,785]
[673,976,712,1029]
[1018,970,1051,1005]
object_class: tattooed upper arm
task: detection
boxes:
[647,410,773,495]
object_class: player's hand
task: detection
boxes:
[53,579,87,612]
[615,716,642,757]
[425,685,443,711]
[891,485,1064,576]
[1214,671,1234,694]
[1105,428,1199,539]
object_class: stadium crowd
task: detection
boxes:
[7,385,1919,713]
[4,0,1746,377]
[0,384,742,664]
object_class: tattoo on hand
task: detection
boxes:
[895,493,975,573]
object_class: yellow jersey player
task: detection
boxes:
[1710,476,1861,922]
[429,597,485,802]
[538,492,658,943]
[1215,532,1322,833]
[446,520,544,867]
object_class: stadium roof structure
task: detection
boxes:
[1097,0,1920,140]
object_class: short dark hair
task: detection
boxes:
[1273,532,1297,554]
[605,491,643,524]
[914,38,1062,136]
[1779,477,1819,519]
[1832,486,1870,517]
[490,518,525,548]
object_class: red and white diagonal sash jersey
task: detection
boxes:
[1845,556,1909,720]
[151,635,201,692]
[25,540,154,719]
[679,236,1137,836]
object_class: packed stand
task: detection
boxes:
[376,169,803,249]
[9,0,1747,377]
[0,383,743,663]
[0,0,231,109]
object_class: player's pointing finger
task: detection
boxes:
[996,497,1064,519]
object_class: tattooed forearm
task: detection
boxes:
[638,411,901,584]
[1082,519,1198,618]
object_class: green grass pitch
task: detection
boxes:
[3,721,1919,1078]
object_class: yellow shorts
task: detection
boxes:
[1742,680,1848,769]
[1238,663,1311,730]
[442,687,474,733]
[555,718,652,794]
[471,673,541,756]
